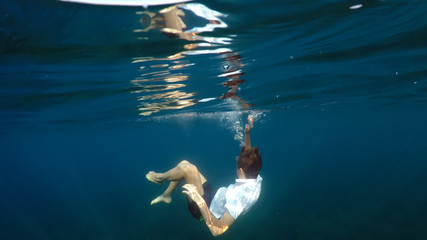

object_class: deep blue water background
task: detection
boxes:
[1,0,427,239]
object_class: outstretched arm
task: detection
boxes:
[182,184,235,236]
[244,115,254,148]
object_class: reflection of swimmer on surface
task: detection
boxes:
[133,4,253,115]
[219,51,254,109]
[146,115,262,236]
[136,3,228,43]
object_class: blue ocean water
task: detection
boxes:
[1,0,427,239]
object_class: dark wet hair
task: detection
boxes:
[237,147,262,179]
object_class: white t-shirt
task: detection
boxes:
[209,175,262,219]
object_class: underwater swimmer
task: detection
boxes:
[146,115,262,236]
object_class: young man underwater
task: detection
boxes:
[146,115,262,236]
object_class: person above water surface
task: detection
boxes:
[146,115,262,236]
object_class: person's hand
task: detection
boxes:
[245,115,254,134]
[182,184,204,206]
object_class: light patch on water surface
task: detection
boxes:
[59,0,193,7]
[349,4,363,10]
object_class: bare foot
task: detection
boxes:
[150,195,172,205]
[146,171,164,185]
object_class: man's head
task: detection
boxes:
[237,147,262,179]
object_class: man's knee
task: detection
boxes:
[178,160,198,174]
[179,160,191,166]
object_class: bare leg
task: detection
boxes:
[147,160,207,205]
[150,181,177,205]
